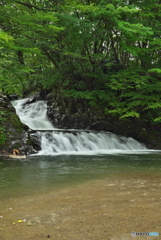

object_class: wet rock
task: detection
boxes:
[7,95,19,101]
[24,93,42,105]
[23,91,161,149]
[44,91,161,149]
[0,93,36,154]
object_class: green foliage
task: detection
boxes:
[0,0,161,123]
[0,0,63,94]
[0,31,13,45]
[0,111,7,146]
[148,68,161,74]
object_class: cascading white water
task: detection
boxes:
[37,131,147,155]
[12,98,55,130]
[12,99,147,155]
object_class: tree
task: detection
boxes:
[0,0,161,122]
[0,0,63,94]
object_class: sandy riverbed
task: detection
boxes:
[0,172,161,240]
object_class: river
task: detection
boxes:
[1,99,161,239]
[0,98,160,199]
[1,153,161,199]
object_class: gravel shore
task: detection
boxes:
[0,172,161,240]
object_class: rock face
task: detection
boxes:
[45,91,161,150]
[2,90,161,153]
[0,93,36,155]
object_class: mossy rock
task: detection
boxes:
[0,93,35,154]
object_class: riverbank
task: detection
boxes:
[1,172,161,240]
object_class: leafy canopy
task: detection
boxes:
[0,0,161,122]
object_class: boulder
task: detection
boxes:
[0,93,37,155]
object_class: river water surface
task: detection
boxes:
[1,153,161,199]
[1,98,160,200]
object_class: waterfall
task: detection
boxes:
[12,98,55,130]
[37,131,146,155]
[12,99,147,155]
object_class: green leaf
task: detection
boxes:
[120,111,140,119]
[145,103,161,110]
[148,68,161,74]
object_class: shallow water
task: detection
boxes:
[1,153,161,199]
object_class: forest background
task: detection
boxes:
[0,0,161,144]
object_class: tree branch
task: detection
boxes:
[15,1,54,12]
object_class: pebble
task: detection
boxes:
[27,220,33,226]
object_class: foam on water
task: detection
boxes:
[12,98,154,155]
[12,98,55,130]
[36,131,147,155]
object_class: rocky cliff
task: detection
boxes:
[1,90,161,155]
[0,93,36,155]
[45,90,161,150]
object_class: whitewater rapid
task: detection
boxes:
[12,98,149,155]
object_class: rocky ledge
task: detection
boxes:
[45,91,161,150]
[0,93,37,155]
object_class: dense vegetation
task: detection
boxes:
[0,0,161,123]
